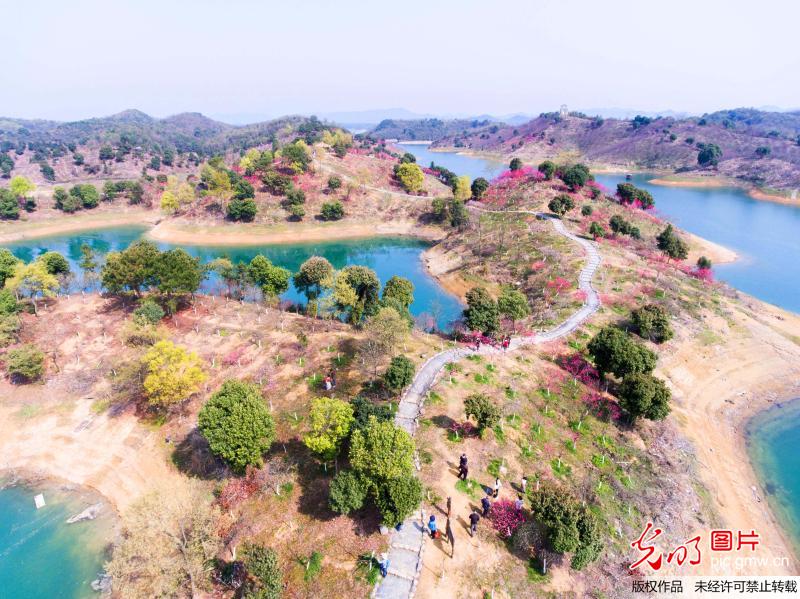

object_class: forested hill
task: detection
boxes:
[0,111,336,183]
[0,110,331,157]
[423,108,800,190]
[366,117,501,142]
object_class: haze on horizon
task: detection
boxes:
[3,0,798,123]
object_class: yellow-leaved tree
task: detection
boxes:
[303,397,355,464]
[160,176,194,214]
[142,340,207,407]
[5,261,59,314]
[453,175,472,201]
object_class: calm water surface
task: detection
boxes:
[2,228,463,329]
[0,483,113,599]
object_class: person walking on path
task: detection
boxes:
[446,518,455,558]
[446,496,452,518]
[379,554,389,577]
[481,493,491,517]
[493,477,502,499]
[515,494,524,511]
[469,509,481,537]
[428,515,438,539]
[521,475,528,495]
[460,464,469,481]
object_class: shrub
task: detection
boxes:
[6,343,45,382]
[538,160,556,180]
[133,298,165,326]
[697,143,722,167]
[464,393,500,431]
[261,170,292,195]
[283,186,305,206]
[198,380,275,472]
[581,205,592,216]
[328,470,368,514]
[656,224,688,260]
[320,201,344,221]
[489,499,526,538]
[227,197,257,221]
[471,177,489,199]
[560,164,591,190]
[588,222,605,239]
[383,355,415,392]
[327,175,342,191]
[631,304,673,343]
[288,204,305,221]
[242,544,282,599]
[509,158,523,171]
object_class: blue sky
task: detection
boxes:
[3,0,798,121]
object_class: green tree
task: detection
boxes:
[631,304,673,343]
[0,189,19,219]
[538,160,556,180]
[509,158,523,171]
[587,326,657,379]
[382,276,414,311]
[303,397,355,462]
[471,177,489,199]
[0,248,21,287]
[99,145,114,161]
[383,355,415,392]
[618,373,672,421]
[227,197,258,221]
[156,249,203,299]
[448,199,469,229]
[101,240,160,295]
[697,256,712,270]
[142,340,207,407]
[463,286,499,334]
[588,221,605,239]
[498,287,529,332]
[334,265,380,323]
[198,380,275,472]
[248,255,290,300]
[395,163,424,193]
[293,256,334,303]
[5,343,45,382]
[581,205,593,216]
[464,392,500,431]
[320,201,344,221]
[328,470,368,515]
[616,183,654,209]
[400,152,417,164]
[548,194,575,217]
[9,176,35,200]
[697,143,722,167]
[349,417,415,482]
[242,544,283,599]
[39,251,70,276]
[560,164,591,190]
[656,225,688,260]
[529,482,603,569]
[5,261,59,313]
[453,175,472,201]
[374,475,422,528]
[280,141,311,173]
[359,307,410,375]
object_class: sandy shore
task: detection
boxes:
[660,297,800,574]
[685,231,738,264]
[0,212,157,244]
[147,218,445,246]
[649,176,799,206]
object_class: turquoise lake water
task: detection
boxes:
[746,400,800,556]
[0,483,113,599]
[2,228,463,330]
[399,143,800,555]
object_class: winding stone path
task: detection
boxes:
[374,211,602,598]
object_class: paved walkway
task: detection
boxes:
[374,210,602,598]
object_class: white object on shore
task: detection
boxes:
[34,493,46,509]
[66,503,102,524]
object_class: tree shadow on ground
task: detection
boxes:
[430,414,456,429]
[171,427,229,480]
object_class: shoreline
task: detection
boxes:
[660,292,800,574]
[147,218,445,246]
[744,396,800,558]
[0,212,157,244]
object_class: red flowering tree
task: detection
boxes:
[489,499,526,538]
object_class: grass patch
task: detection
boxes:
[487,458,503,477]
[474,373,491,384]
[550,458,572,477]
[299,551,323,582]
[455,478,482,500]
